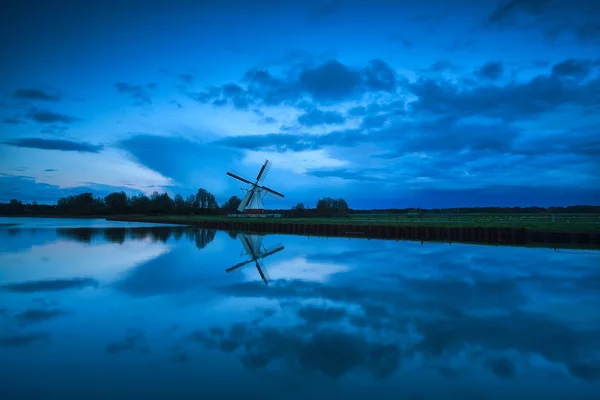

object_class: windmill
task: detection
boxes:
[226,160,284,215]
[225,233,284,285]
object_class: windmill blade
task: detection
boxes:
[256,160,271,183]
[227,171,253,185]
[225,258,254,273]
[240,234,259,258]
[260,185,284,198]
[243,187,257,208]
[255,259,269,285]
[260,245,284,260]
[238,190,252,212]
[255,160,270,183]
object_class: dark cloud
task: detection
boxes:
[487,0,553,25]
[485,357,516,379]
[190,58,398,109]
[118,134,241,184]
[0,277,99,293]
[2,138,104,153]
[305,168,388,182]
[551,58,594,80]
[297,304,347,326]
[26,108,79,124]
[3,117,26,124]
[297,108,345,126]
[13,88,61,102]
[486,0,600,44]
[215,117,518,155]
[0,333,49,347]
[44,168,57,172]
[115,82,156,105]
[407,59,600,121]
[106,329,148,355]
[212,264,600,382]
[476,61,504,80]
[188,319,401,380]
[14,308,67,325]
[426,60,458,72]
[177,74,194,85]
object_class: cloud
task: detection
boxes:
[297,108,346,126]
[190,58,399,109]
[406,59,600,121]
[115,82,157,105]
[0,333,50,347]
[44,168,57,172]
[2,138,104,153]
[476,61,504,80]
[177,74,194,85]
[0,175,143,203]
[105,329,148,354]
[3,117,26,124]
[26,108,79,124]
[14,308,67,325]
[118,134,241,187]
[13,88,61,102]
[0,277,99,293]
[486,0,600,44]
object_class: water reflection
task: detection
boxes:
[226,233,285,285]
[56,226,216,249]
[0,219,599,399]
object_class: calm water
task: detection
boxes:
[1,218,599,399]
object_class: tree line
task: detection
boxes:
[0,189,230,216]
[0,189,351,217]
[3,191,595,217]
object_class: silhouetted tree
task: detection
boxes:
[104,191,128,214]
[291,202,306,217]
[221,195,242,213]
[316,197,349,217]
[173,194,186,214]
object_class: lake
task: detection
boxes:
[1,217,599,399]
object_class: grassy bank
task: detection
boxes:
[109,213,600,233]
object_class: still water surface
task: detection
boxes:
[1,218,599,399]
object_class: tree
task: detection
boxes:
[291,202,306,217]
[8,199,25,214]
[104,191,128,214]
[173,194,186,214]
[221,195,242,213]
[129,194,150,214]
[195,188,219,213]
[316,197,349,217]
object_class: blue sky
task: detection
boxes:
[1,0,599,208]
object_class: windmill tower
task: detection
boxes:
[225,233,285,285]
[226,160,284,216]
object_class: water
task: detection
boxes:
[1,217,599,399]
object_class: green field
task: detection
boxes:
[117,213,600,233]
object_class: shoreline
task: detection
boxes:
[106,216,600,249]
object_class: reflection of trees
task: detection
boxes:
[227,231,239,239]
[56,227,216,249]
[184,229,217,249]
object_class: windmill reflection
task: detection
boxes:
[225,233,284,285]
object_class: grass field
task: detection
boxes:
[118,213,600,233]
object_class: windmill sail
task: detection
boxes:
[226,159,284,215]
[225,233,284,285]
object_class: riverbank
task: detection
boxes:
[106,215,600,248]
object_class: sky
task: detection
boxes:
[1,0,599,209]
